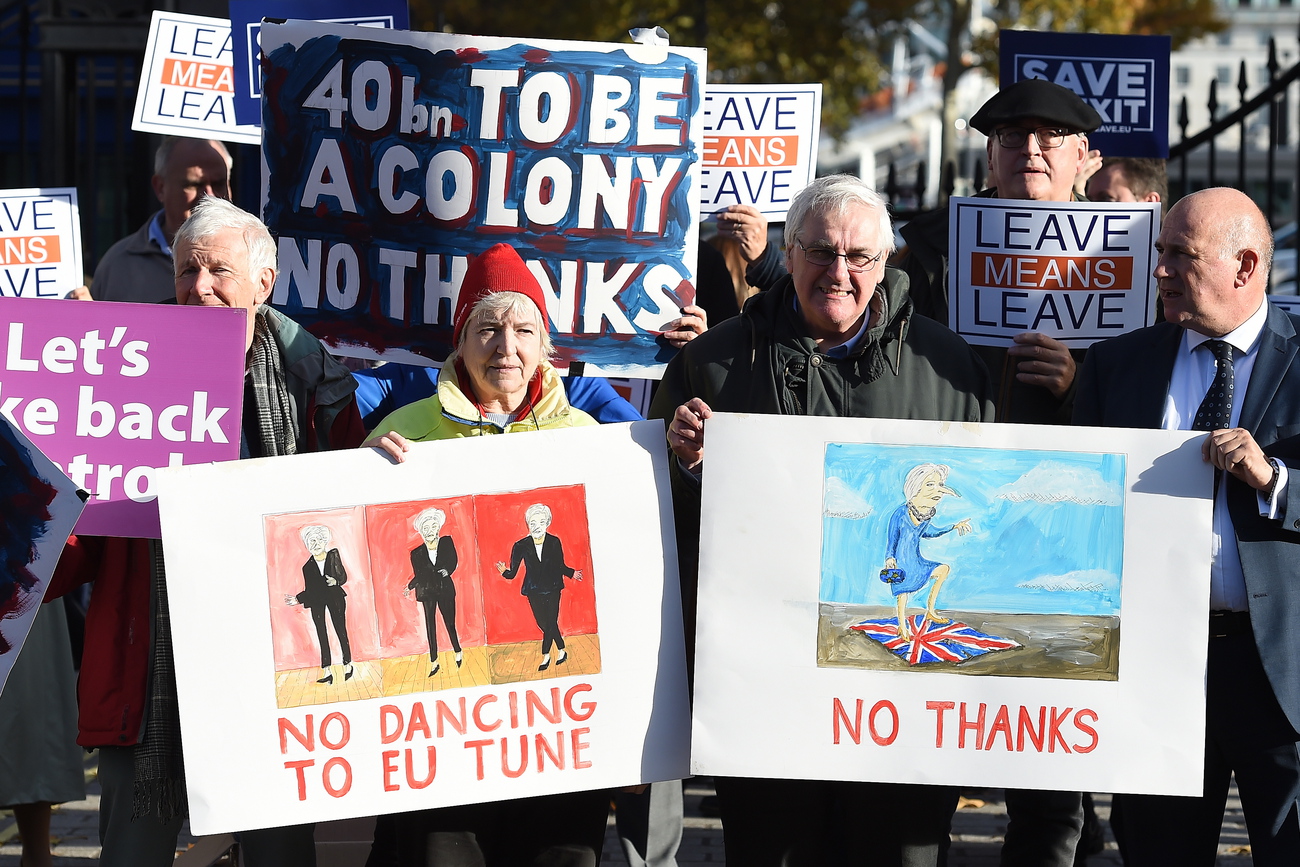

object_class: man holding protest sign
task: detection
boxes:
[895,77,1103,867]
[652,174,992,865]
[898,79,1101,425]
[1076,188,1300,865]
[48,196,365,867]
[89,136,232,304]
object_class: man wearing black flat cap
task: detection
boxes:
[894,78,1103,866]
[897,78,1101,426]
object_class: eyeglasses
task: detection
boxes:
[991,126,1075,150]
[797,240,883,272]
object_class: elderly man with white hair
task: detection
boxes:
[48,196,365,867]
[651,174,993,866]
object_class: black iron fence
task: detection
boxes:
[885,22,1300,228]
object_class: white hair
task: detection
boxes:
[903,464,951,501]
[299,524,331,547]
[174,196,277,280]
[413,507,446,534]
[524,503,552,526]
[783,174,895,261]
[457,291,554,359]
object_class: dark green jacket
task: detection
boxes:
[648,266,993,675]
[897,189,1088,424]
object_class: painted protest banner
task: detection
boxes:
[132,11,261,145]
[1001,30,1171,159]
[0,189,82,299]
[0,298,245,537]
[691,414,1211,795]
[229,0,410,127]
[1,416,85,695]
[948,197,1159,347]
[260,21,706,377]
[699,84,821,221]
[154,422,690,834]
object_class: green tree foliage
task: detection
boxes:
[408,0,888,137]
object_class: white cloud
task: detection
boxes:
[824,477,873,519]
[1018,569,1118,593]
[997,461,1122,506]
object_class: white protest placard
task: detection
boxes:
[948,198,1159,347]
[1,416,85,695]
[132,11,261,145]
[0,188,82,298]
[691,414,1212,796]
[155,421,690,834]
[699,84,821,221]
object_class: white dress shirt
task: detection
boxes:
[1161,299,1287,610]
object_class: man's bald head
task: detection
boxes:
[1155,188,1272,336]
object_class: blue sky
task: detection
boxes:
[820,443,1126,617]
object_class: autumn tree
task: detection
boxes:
[408,0,891,137]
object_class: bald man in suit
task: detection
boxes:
[1075,187,1300,864]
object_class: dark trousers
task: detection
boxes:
[1111,632,1300,866]
[422,590,461,661]
[310,596,351,667]
[368,789,610,866]
[713,776,956,866]
[528,592,565,655]
[1001,788,1082,867]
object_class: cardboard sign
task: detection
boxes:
[699,84,821,221]
[948,197,1159,347]
[229,0,410,126]
[259,20,706,377]
[691,414,1212,796]
[0,417,85,695]
[0,188,82,299]
[1001,30,1171,159]
[0,298,246,537]
[154,421,690,834]
[132,11,261,145]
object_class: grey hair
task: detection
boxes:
[524,503,552,526]
[154,136,232,176]
[174,197,277,280]
[456,291,554,359]
[413,507,446,534]
[783,174,895,261]
[903,464,951,501]
[299,524,331,547]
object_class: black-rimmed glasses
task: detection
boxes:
[991,127,1074,150]
[797,240,883,272]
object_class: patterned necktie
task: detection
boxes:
[1192,339,1235,431]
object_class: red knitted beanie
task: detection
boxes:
[452,244,550,346]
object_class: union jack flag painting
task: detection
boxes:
[851,616,1021,666]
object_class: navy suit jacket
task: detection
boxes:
[298,548,348,609]
[1075,302,1300,731]
[408,536,458,602]
[501,534,576,596]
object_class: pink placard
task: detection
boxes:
[1,297,245,537]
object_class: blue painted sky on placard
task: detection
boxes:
[820,443,1126,617]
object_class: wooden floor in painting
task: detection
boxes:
[488,634,602,685]
[381,646,493,697]
[275,659,385,709]
[275,635,602,707]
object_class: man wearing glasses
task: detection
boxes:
[898,78,1102,426]
[650,174,993,866]
[897,79,1104,867]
